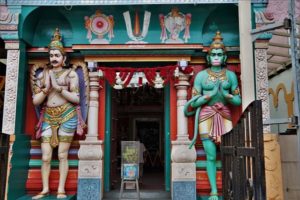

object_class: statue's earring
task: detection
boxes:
[63,57,67,66]
[223,55,227,65]
[206,55,211,65]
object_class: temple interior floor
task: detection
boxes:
[104,167,170,200]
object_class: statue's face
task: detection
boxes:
[49,49,65,68]
[208,48,226,66]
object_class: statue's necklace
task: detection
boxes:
[207,68,227,82]
[53,69,65,79]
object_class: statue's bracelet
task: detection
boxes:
[41,88,49,95]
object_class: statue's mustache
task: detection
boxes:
[51,60,59,64]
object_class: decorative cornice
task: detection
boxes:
[5,41,19,49]
[253,3,274,41]
[265,0,300,23]
[4,0,267,5]
[0,6,19,40]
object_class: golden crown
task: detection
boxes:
[208,31,226,54]
[48,28,65,54]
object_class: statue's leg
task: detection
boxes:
[32,129,53,199]
[57,139,72,198]
[202,140,218,200]
[57,125,74,198]
[199,119,218,200]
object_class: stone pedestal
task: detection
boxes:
[77,140,103,200]
[171,72,197,200]
[77,71,104,200]
[171,141,197,200]
[264,133,284,200]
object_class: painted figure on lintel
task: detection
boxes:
[184,31,241,200]
[84,10,115,44]
[31,28,87,199]
[159,7,191,43]
[123,10,151,44]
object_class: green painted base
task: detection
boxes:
[17,194,76,200]
[29,159,79,167]
[197,196,223,200]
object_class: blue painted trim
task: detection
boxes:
[104,82,112,192]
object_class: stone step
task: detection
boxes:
[103,190,171,200]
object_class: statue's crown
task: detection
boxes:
[48,28,65,54]
[209,31,226,53]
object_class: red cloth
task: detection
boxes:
[199,103,231,141]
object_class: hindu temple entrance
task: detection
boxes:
[110,84,165,191]
[101,61,175,198]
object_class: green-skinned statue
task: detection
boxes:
[184,31,241,200]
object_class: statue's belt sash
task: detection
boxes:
[199,103,231,141]
[44,103,77,128]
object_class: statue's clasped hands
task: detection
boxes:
[219,81,233,100]
[39,70,51,95]
[205,81,220,100]
[49,70,63,93]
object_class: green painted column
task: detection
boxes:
[164,84,171,191]
[7,40,31,199]
[104,82,112,192]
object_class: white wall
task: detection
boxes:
[268,68,293,133]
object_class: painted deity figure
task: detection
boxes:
[184,31,241,200]
[32,28,85,199]
[159,7,191,43]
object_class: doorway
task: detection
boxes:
[110,84,165,191]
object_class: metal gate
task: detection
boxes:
[0,133,9,200]
[221,100,266,200]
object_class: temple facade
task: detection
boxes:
[0,0,298,199]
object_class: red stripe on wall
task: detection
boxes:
[99,80,106,140]
[25,81,38,137]
[170,79,177,141]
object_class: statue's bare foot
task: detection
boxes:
[208,192,218,200]
[57,192,67,199]
[32,191,49,199]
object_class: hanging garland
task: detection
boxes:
[98,65,178,89]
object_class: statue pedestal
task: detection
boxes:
[172,72,197,200]
[77,69,102,199]
[171,140,197,200]
[77,138,103,200]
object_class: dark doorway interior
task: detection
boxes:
[110,84,165,190]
